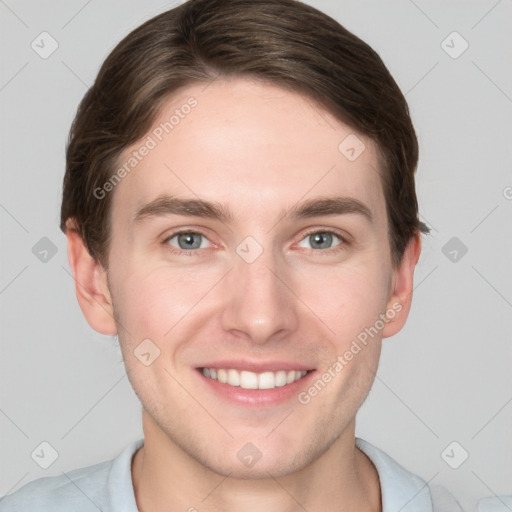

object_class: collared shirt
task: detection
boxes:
[0,437,464,511]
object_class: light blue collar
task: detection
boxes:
[356,437,433,512]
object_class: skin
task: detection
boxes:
[66,77,421,512]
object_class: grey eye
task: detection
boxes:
[298,231,342,250]
[168,232,210,250]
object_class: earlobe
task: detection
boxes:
[65,220,117,336]
[382,232,422,338]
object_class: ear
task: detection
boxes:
[65,219,117,335]
[382,231,422,338]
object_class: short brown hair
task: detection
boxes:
[60,0,428,268]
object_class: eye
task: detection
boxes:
[163,231,212,254]
[297,230,344,251]
[162,228,347,256]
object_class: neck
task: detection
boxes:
[131,411,381,512]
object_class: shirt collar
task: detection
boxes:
[112,437,433,512]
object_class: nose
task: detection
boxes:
[220,244,299,345]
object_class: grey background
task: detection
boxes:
[1,1,511,511]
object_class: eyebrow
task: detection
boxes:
[133,195,373,224]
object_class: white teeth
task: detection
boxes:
[240,370,258,389]
[258,371,275,389]
[202,368,308,390]
[227,369,240,386]
[275,370,287,387]
[217,369,228,384]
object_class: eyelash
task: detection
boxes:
[161,228,349,257]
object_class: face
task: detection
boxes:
[97,77,408,478]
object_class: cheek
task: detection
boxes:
[297,260,391,339]
[110,242,392,356]
[109,267,199,397]
[110,262,218,345]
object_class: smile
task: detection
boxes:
[201,368,309,390]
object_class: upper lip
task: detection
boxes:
[197,360,314,373]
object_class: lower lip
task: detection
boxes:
[196,369,316,407]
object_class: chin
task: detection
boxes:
[206,453,305,480]
[194,435,321,480]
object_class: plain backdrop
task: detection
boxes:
[1,1,511,511]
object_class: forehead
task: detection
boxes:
[110,77,386,228]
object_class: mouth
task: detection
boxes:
[200,367,310,390]
[195,359,316,406]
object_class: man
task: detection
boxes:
[0,0,463,510]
